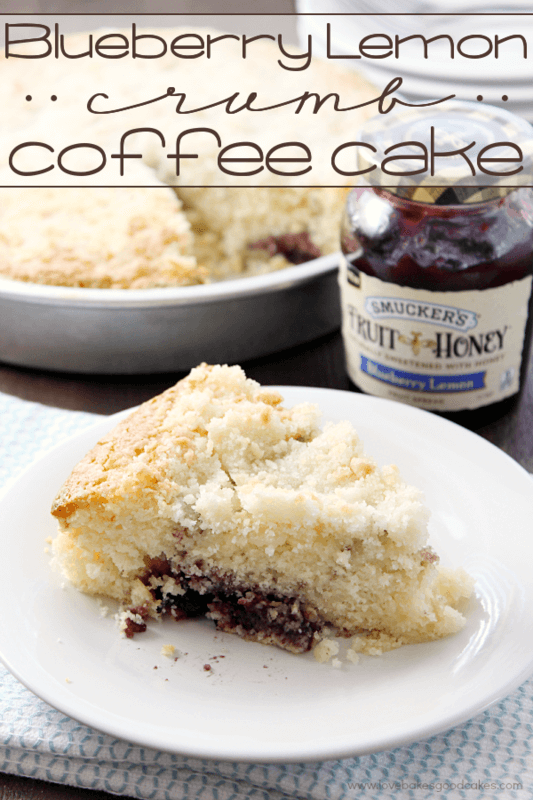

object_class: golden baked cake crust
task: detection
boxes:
[51,364,473,655]
[0,186,203,289]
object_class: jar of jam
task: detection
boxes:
[339,101,533,427]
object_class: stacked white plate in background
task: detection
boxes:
[297,1,533,122]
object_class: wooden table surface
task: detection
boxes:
[1,329,532,800]
[2,328,533,468]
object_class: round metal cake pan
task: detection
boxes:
[0,254,341,374]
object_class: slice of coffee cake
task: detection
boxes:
[51,364,472,654]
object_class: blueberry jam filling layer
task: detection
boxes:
[248,232,321,265]
[124,555,326,653]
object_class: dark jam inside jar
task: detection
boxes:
[341,187,533,429]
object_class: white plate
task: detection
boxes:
[1,388,533,763]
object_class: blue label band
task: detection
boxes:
[360,356,486,393]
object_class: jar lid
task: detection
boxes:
[356,100,533,204]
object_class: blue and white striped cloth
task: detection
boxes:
[0,390,532,799]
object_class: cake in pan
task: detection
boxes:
[51,364,473,656]
[0,27,377,288]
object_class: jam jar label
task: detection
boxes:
[339,258,533,412]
